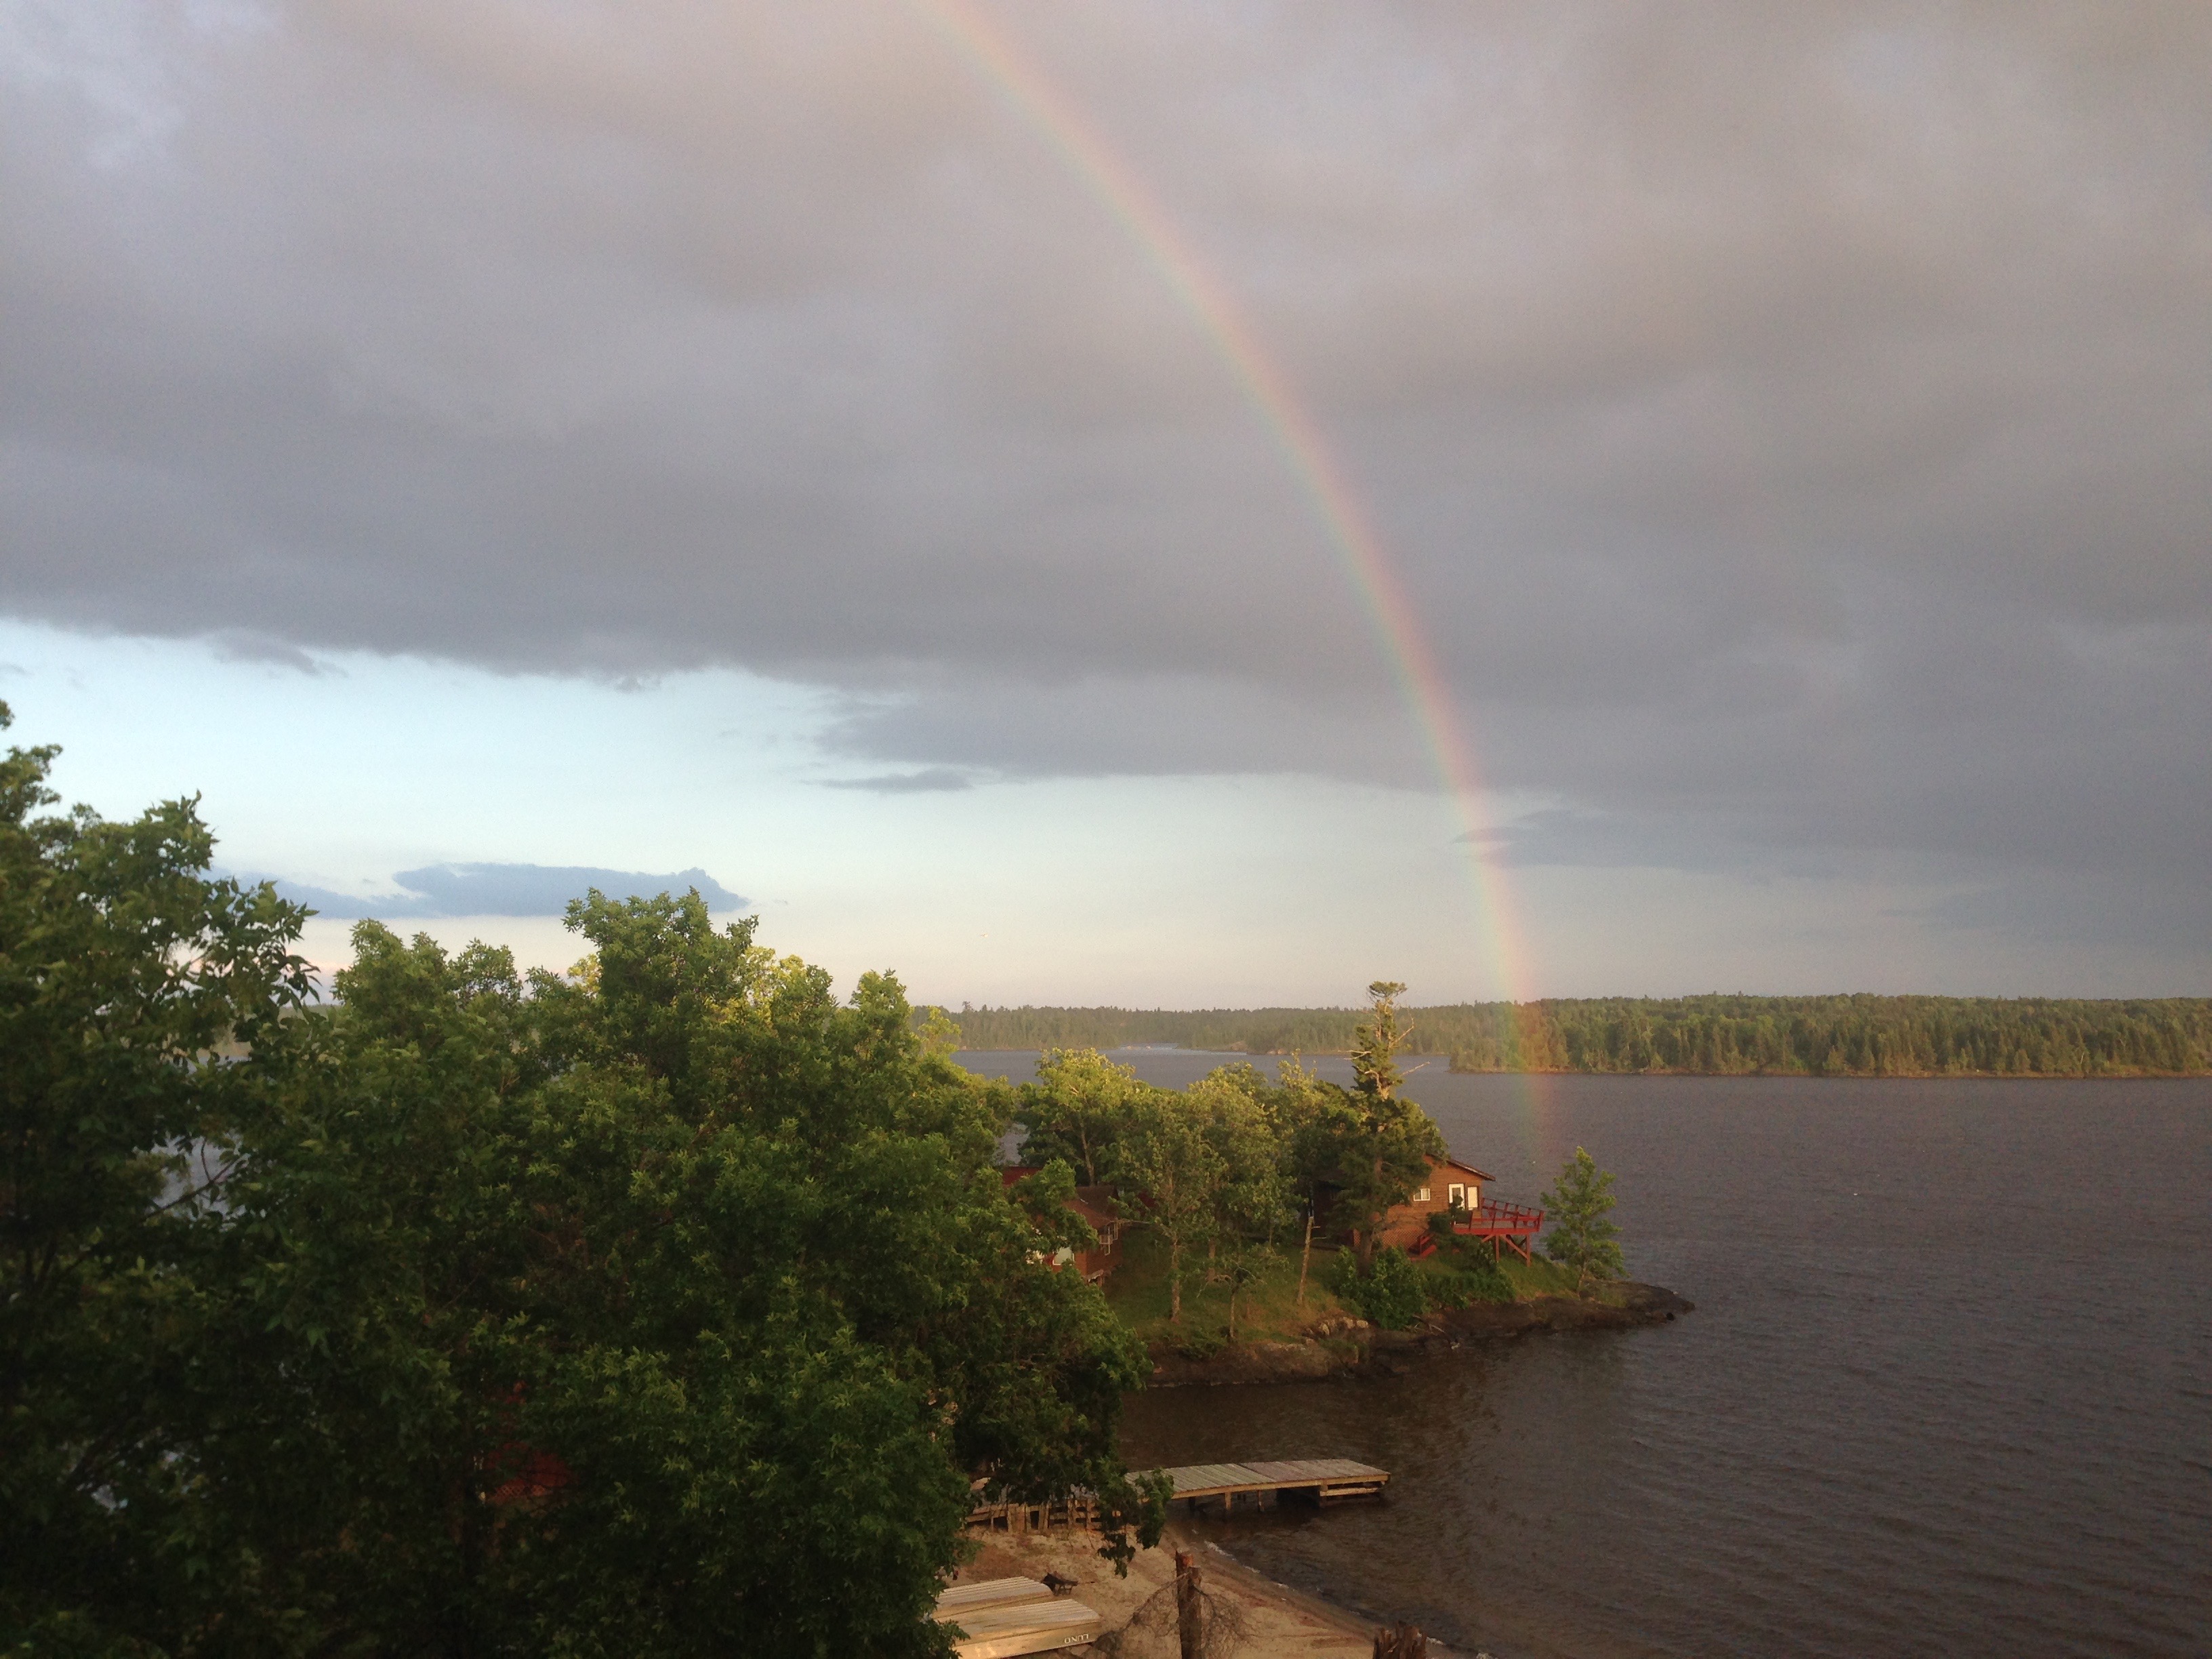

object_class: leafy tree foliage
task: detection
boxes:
[1541,1147,1626,1294]
[1015,1047,1151,1185]
[0,703,313,1652]
[1015,1054,1304,1329]
[1184,1067,1292,1256]
[1114,1092,1222,1324]
[1,706,1159,1656]
[1008,1157,1103,1258]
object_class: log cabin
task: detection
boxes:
[1370,1155,1494,1250]
[1324,1153,1548,1262]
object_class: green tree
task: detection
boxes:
[1187,1067,1292,1261]
[1117,1092,1223,1324]
[1350,979,1413,1099]
[1185,1067,1292,1343]
[1334,983,1445,1267]
[1541,1146,1626,1294]
[1305,989,1446,1271]
[1265,1042,1444,1273]
[1214,1240,1271,1343]
[1,703,1164,1654]
[1017,1046,1147,1185]
[0,702,313,1652]
[251,901,1162,1651]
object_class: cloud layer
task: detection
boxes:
[3,1,2208,953]
[271,863,745,920]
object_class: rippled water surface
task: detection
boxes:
[958,1056,2212,1658]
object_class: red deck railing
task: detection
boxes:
[1406,1198,1549,1263]
[1454,1199,1545,1237]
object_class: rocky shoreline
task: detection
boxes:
[1145,1281,1695,1387]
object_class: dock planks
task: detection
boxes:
[1141,1457,1389,1511]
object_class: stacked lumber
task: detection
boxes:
[934,1576,1102,1658]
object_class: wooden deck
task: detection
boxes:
[1142,1457,1390,1513]
[1408,1198,1547,1263]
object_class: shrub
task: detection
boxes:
[1173,1326,1227,1361]
[1420,1257,1515,1310]
[1324,1246,1427,1330]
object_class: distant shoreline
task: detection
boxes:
[937,994,2212,1078]
[956,1044,2212,1079]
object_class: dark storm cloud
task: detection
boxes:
[266,863,745,919]
[3,2,2208,952]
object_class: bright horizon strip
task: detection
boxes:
[912,3,1546,1027]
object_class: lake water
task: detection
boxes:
[954,1052,2212,1658]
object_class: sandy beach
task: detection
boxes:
[948,1525,1446,1658]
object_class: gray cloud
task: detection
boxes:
[208,629,339,675]
[3,2,2209,956]
[267,863,745,919]
[819,768,977,794]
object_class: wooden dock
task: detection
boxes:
[1143,1457,1391,1514]
[966,1457,1391,1534]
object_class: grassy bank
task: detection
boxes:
[1104,1228,1349,1347]
[1103,1226,1589,1347]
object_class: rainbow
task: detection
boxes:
[912,1,1559,1158]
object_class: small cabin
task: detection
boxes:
[1000,1168,1126,1284]
[1370,1155,1494,1251]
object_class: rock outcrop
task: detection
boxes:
[1143,1282,1694,1387]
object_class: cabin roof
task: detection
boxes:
[1067,1193,1120,1231]
[1435,1154,1494,1183]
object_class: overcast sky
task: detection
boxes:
[3,1,2207,1002]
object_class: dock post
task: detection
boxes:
[1174,1551,1202,1659]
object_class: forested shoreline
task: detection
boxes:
[936,995,2212,1077]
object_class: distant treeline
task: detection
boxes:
[935,996,2212,1078]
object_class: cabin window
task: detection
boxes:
[1414,1185,1431,1202]
[1447,1183,1465,1208]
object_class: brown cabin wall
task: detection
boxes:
[1372,1162,1486,1250]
